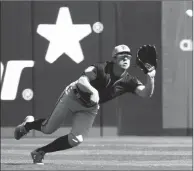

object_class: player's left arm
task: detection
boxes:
[135,69,156,98]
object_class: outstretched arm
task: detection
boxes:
[135,70,155,98]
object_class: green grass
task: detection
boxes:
[1,136,193,170]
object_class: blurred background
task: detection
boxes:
[0,1,193,137]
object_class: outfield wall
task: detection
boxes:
[0,1,192,137]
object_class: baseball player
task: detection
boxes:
[14,44,156,165]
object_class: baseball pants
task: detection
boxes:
[40,85,99,138]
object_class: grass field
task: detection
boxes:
[1,136,193,170]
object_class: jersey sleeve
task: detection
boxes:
[126,76,143,93]
[82,65,97,81]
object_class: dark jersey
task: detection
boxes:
[81,61,142,104]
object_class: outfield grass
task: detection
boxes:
[1,136,193,170]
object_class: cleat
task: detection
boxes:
[14,115,34,140]
[31,149,45,165]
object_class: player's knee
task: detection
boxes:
[68,133,84,147]
[41,126,54,134]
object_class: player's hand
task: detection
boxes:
[90,90,99,104]
[147,69,156,78]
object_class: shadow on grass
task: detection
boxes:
[3,163,34,166]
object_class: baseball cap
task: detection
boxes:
[112,44,132,57]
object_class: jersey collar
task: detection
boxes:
[107,61,128,78]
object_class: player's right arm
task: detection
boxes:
[77,66,99,104]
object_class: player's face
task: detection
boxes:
[115,54,132,70]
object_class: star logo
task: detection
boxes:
[37,7,92,64]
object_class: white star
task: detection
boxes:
[37,7,92,64]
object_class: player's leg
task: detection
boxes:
[30,97,77,164]
[31,133,73,165]
[32,110,97,154]
[14,89,71,140]
[31,106,97,154]
[69,110,97,146]
[30,87,99,164]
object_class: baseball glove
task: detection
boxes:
[136,45,157,74]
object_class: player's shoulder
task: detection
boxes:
[123,72,133,79]
[124,73,141,83]
[92,61,110,67]
[91,61,111,70]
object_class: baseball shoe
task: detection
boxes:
[14,115,34,140]
[31,149,45,165]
